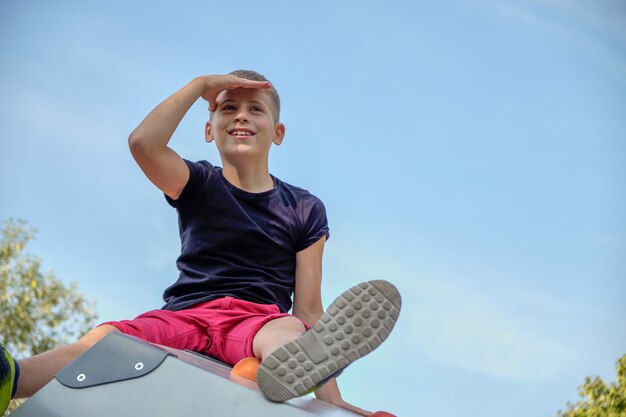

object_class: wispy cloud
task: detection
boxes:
[0,82,152,192]
[328,236,581,381]
[0,84,122,153]
[406,278,578,380]
[488,0,626,82]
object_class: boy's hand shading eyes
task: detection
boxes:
[197,75,271,111]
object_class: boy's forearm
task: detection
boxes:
[129,78,205,151]
[292,308,323,328]
[128,73,272,153]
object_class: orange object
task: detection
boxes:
[371,412,396,417]
[230,357,260,382]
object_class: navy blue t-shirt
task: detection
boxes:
[162,160,330,313]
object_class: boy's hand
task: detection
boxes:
[315,380,373,416]
[331,399,373,416]
[196,75,271,112]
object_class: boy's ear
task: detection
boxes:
[205,121,214,143]
[273,123,286,146]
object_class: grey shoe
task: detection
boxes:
[257,280,401,402]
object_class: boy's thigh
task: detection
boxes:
[98,297,308,365]
[98,306,215,353]
[207,298,307,365]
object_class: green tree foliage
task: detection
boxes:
[558,355,626,417]
[1,219,98,415]
[0,218,97,357]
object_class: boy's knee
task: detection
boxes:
[270,316,306,336]
[253,316,305,359]
[75,325,119,350]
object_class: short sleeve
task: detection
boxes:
[165,159,214,207]
[296,196,330,252]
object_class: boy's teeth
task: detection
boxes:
[232,130,252,136]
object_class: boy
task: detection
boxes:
[0,71,401,415]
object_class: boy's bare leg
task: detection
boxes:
[15,325,119,398]
[253,317,306,360]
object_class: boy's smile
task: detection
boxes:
[228,127,256,139]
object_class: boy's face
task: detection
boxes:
[205,88,284,165]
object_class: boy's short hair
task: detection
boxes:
[228,69,281,122]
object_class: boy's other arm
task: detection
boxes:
[292,236,326,326]
[128,75,271,200]
[292,237,372,417]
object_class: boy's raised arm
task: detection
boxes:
[128,75,271,200]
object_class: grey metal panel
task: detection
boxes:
[12,333,356,417]
[56,333,170,388]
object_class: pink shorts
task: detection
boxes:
[99,297,306,365]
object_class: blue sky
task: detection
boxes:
[1,1,624,416]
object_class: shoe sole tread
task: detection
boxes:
[257,280,401,402]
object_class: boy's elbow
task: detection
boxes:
[128,131,147,155]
